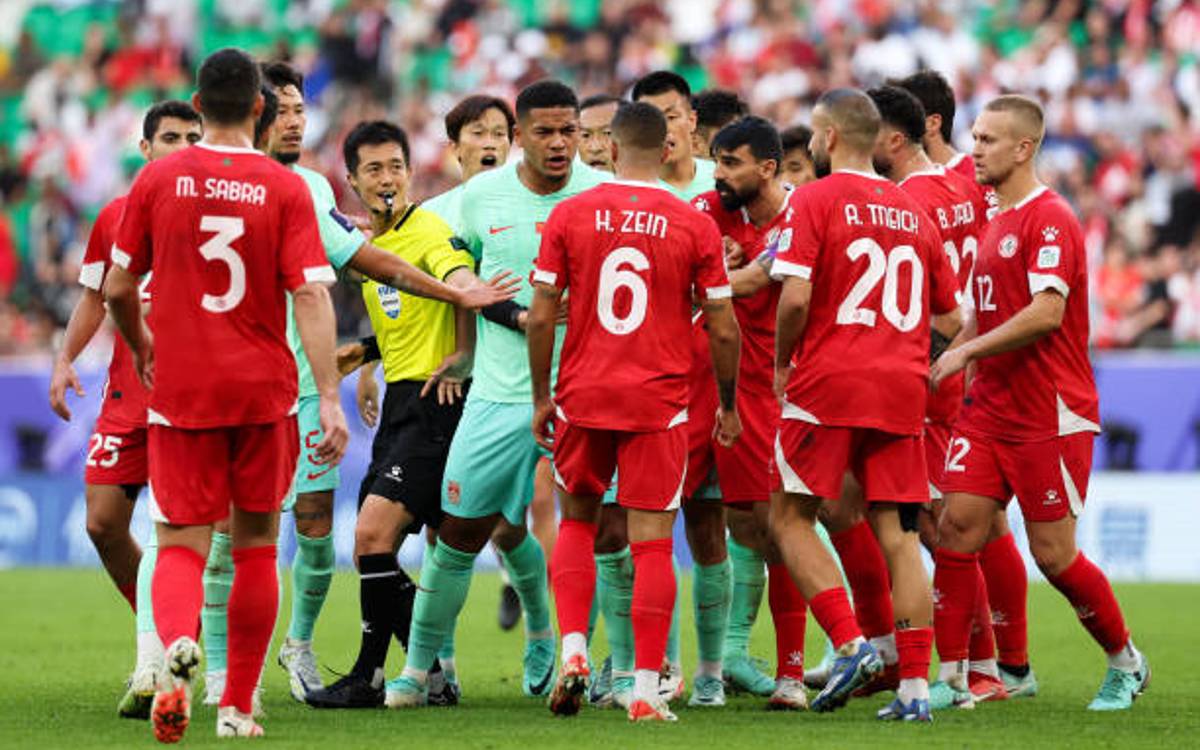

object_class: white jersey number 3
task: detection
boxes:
[597,246,650,335]
[836,238,924,332]
[198,216,246,313]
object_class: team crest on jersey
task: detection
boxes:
[695,197,709,212]
[377,285,402,319]
[999,234,1019,258]
[1041,226,1061,243]
[447,481,461,504]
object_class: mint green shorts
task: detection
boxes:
[442,397,542,527]
[284,394,340,511]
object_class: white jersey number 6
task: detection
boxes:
[597,246,650,335]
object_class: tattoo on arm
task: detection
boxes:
[718,378,736,411]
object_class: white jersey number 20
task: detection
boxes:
[597,246,650,335]
[836,238,924,332]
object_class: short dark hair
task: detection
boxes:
[343,120,410,174]
[816,88,880,153]
[580,93,622,112]
[260,60,304,94]
[197,48,262,125]
[780,124,813,158]
[515,79,579,120]
[692,89,748,132]
[142,100,200,142]
[711,116,782,170]
[631,70,691,104]
[867,85,926,144]
[895,70,955,143]
[254,84,279,145]
[611,101,667,151]
[444,94,515,143]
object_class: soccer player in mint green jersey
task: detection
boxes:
[199,62,517,709]
[423,94,514,231]
[386,80,610,709]
[632,70,717,203]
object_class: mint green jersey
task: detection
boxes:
[459,160,610,403]
[422,183,465,232]
[660,157,716,202]
[288,164,365,397]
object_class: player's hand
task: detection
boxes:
[336,342,366,377]
[724,237,746,269]
[532,398,556,451]
[313,394,349,466]
[714,407,742,448]
[134,329,155,390]
[930,346,971,391]
[456,272,521,310]
[356,369,379,428]
[555,295,570,326]
[421,349,472,405]
[773,365,793,403]
[49,358,84,421]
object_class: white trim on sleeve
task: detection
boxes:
[303,266,337,284]
[770,259,812,281]
[705,285,732,300]
[1028,272,1070,297]
[532,268,558,285]
[111,247,132,269]
[78,261,105,290]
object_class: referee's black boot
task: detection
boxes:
[305,670,385,709]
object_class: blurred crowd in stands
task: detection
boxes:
[1,0,1198,358]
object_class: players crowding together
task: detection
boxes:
[45,45,1150,742]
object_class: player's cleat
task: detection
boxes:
[852,661,900,697]
[659,661,685,703]
[810,641,882,713]
[278,637,323,702]
[1087,654,1150,712]
[118,664,157,720]
[152,637,201,744]
[304,673,384,709]
[384,674,429,708]
[611,675,634,710]
[928,680,975,710]
[522,637,556,697]
[588,656,614,707]
[547,654,590,716]
[498,584,522,631]
[427,669,460,707]
[877,696,933,722]
[722,655,776,696]
[215,706,264,738]
[687,674,726,707]
[968,671,1008,703]
[628,697,678,723]
[766,677,809,711]
[1000,665,1039,699]
[803,645,837,689]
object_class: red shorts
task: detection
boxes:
[924,421,953,500]
[553,419,687,512]
[148,417,299,526]
[939,426,1094,523]
[770,420,929,503]
[85,423,148,487]
[685,386,775,504]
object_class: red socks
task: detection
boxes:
[1047,552,1129,655]
[630,538,675,672]
[896,627,933,680]
[968,562,996,662]
[932,547,978,663]
[551,519,598,638]
[767,563,807,679]
[808,587,861,650]
[118,581,138,613]
[980,533,1029,666]
[222,546,279,714]
[831,521,894,639]
[152,545,205,648]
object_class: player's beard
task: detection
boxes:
[273,149,301,165]
[715,179,756,211]
[872,155,893,180]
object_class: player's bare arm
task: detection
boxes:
[702,296,742,447]
[526,282,562,450]
[293,281,349,465]
[103,264,153,389]
[729,257,772,298]
[931,290,1065,388]
[773,275,812,401]
[48,288,107,420]
[348,242,518,310]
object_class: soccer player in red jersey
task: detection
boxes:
[868,84,1009,707]
[686,116,810,709]
[47,101,201,719]
[770,89,961,721]
[104,48,349,742]
[529,102,742,722]
[897,69,1035,699]
[930,95,1150,712]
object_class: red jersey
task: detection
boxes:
[898,166,989,425]
[691,188,790,395]
[958,186,1100,441]
[79,195,149,430]
[945,152,998,219]
[113,143,333,429]
[773,170,959,435]
[534,180,731,432]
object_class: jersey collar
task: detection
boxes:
[898,165,946,186]
[610,178,675,194]
[833,168,888,181]
[998,184,1048,214]
[740,184,794,225]
[196,142,259,155]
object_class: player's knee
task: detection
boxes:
[1027,533,1074,577]
[936,508,981,552]
[491,520,526,551]
[354,514,393,555]
[85,515,121,548]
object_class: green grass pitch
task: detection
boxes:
[1,569,1196,748]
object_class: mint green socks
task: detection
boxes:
[287,532,334,641]
[693,558,732,669]
[498,534,552,639]
[201,531,233,674]
[595,547,634,673]
[725,537,766,659]
[406,541,475,675]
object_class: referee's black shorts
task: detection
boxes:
[358,379,467,533]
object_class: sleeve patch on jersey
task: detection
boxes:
[329,207,356,234]
[111,246,132,269]
[304,266,337,284]
[449,236,468,251]
[1037,245,1061,269]
[78,261,104,290]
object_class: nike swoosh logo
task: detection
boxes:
[530,663,554,695]
[489,225,514,235]
[306,467,332,481]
